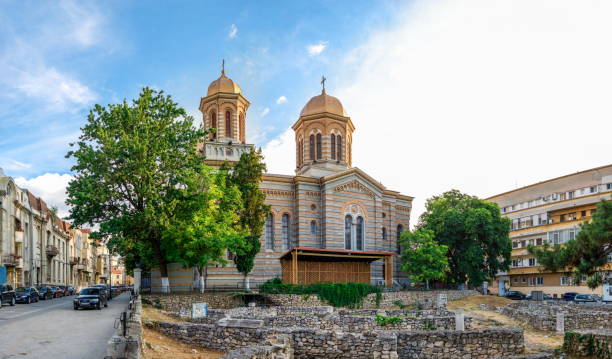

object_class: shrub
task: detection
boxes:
[259,278,382,308]
[375,314,403,326]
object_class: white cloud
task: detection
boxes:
[60,0,103,46]
[15,173,74,218]
[15,66,96,109]
[262,0,612,227]
[260,107,270,117]
[261,129,295,174]
[276,96,287,104]
[0,159,32,171]
[307,41,328,56]
[229,24,238,39]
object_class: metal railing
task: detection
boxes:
[141,278,270,294]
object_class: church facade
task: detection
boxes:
[151,68,413,290]
[198,68,413,288]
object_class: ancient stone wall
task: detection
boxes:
[147,319,522,359]
[143,293,244,311]
[499,302,612,331]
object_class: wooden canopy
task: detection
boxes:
[280,247,394,287]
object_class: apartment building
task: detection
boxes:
[1,167,109,289]
[487,164,612,297]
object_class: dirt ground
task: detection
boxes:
[448,295,563,353]
[141,305,225,359]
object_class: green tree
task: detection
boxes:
[529,199,611,289]
[399,228,449,289]
[66,88,205,292]
[162,167,248,292]
[227,148,270,290]
[418,189,512,287]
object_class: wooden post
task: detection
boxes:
[292,249,298,285]
[385,256,393,287]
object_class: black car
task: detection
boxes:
[37,286,53,300]
[92,284,112,300]
[505,290,527,300]
[15,287,39,304]
[0,284,16,307]
[73,287,108,310]
[563,292,579,301]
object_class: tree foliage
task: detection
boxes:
[417,189,512,286]
[529,199,612,289]
[226,148,270,278]
[66,88,206,277]
[399,228,449,285]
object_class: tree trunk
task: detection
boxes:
[244,275,250,291]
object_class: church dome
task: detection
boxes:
[207,72,242,96]
[300,90,347,117]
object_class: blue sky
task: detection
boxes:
[2,0,612,221]
[0,0,402,178]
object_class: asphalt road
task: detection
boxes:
[0,292,129,359]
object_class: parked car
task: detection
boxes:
[15,287,39,304]
[526,293,553,301]
[67,285,75,295]
[92,284,112,300]
[73,287,107,310]
[51,286,64,298]
[59,285,73,296]
[505,290,527,300]
[37,286,53,300]
[563,292,579,301]
[0,284,16,307]
[574,294,600,302]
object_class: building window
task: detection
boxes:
[512,241,518,249]
[225,111,231,137]
[344,215,352,250]
[356,216,364,251]
[330,134,336,159]
[337,135,342,161]
[536,238,543,246]
[282,213,291,250]
[607,183,612,190]
[521,277,526,283]
[265,213,274,250]
[316,133,322,159]
[396,224,404,254]
[581,210,587,217]
[590,186,597,193]
[528,258,536,266]
[310,220,317,235]
[536,277,543,286]
[310,203,316,211]
[382,227,387,240]
[309,135,315,160]
[560,276,569,286]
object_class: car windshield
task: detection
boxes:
[80,288,100,295]
[15,287,27,293]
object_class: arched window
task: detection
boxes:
[239,113,245,143]
[298,139,303,166]
[356,216,364,251]
[282,213,291,250]
[330,134,336,160]
[316,133,322,159]
[210,112,217,139]
[225,111,231,137]
[337,135,342,161]
[382,227,387,240]
[265,213,274,250]
[344,215,352,250]
[310,220,317,234]
[309,135,315,160]
[396,224,404,254]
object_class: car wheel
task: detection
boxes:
[10,297,15,306]
[97,303,101,310]
[74,305,78,310]
[104,303,108,308]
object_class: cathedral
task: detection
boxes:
[152,67,413,290]
[198,67,413,288]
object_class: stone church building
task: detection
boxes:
[152,68,413,290]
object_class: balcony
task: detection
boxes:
[2,254,20,266]
[69,257,79,265]
[14,229,24,243]
[46,245,59,257]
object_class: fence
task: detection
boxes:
[141,277,270,294]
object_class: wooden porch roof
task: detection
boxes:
[280,247,395,263]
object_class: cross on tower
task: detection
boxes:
[321,75,326,93]
[221,59,225,76]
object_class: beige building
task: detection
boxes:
[487,164,612,297]
[152,69,413,291]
